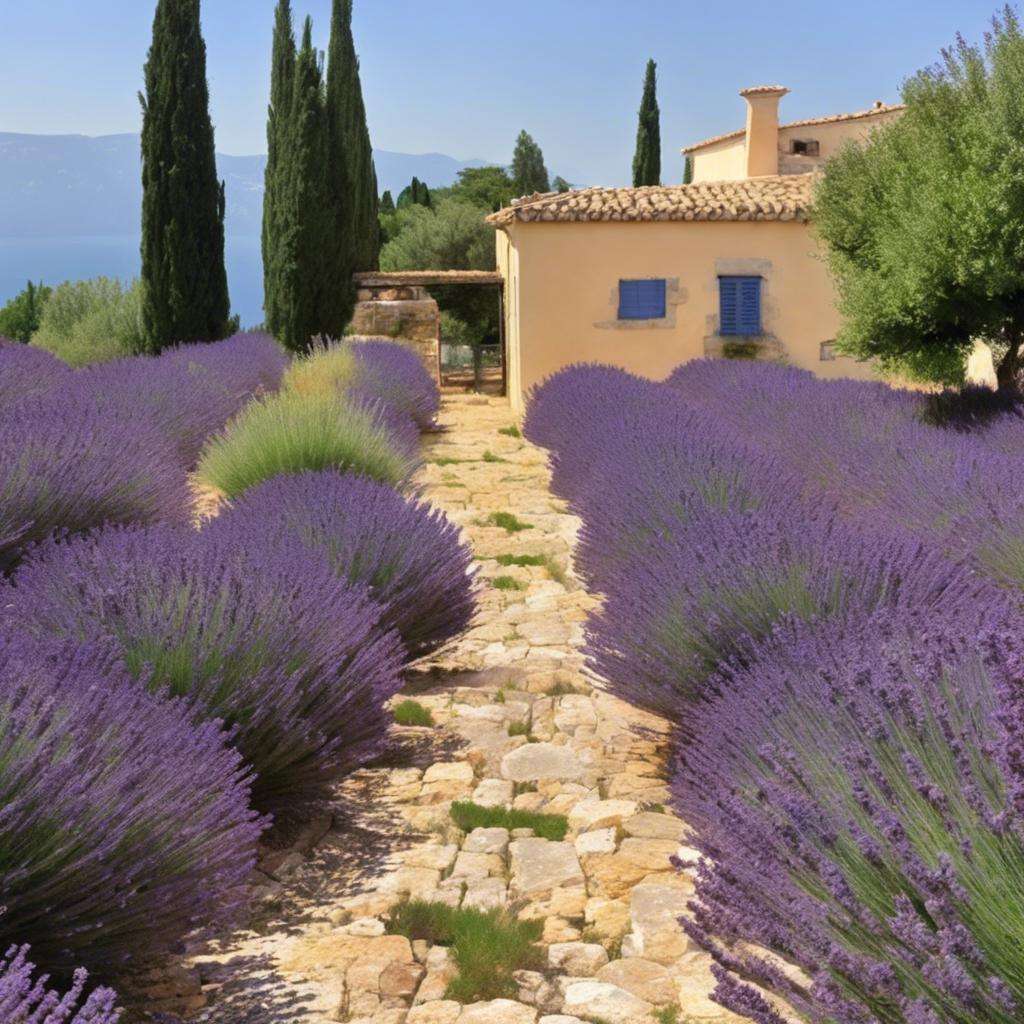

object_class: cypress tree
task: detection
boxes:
[276,17,331,352]
[324,0,378,338]
[380,190,395,214]
[263,0,296,337]
[396,177,431,209]
[139,0,230,352]
[511,131,550,195]
[632,59,661,187]
[683,154,694,185]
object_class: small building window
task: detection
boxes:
[820,340,837,361]
[791,139,820,156]
[618,279,667,320]
[719,276,762,336]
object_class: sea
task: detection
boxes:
[0,235,265,330]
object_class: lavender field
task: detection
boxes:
[0,335,476,1020]
[525,360,1024,1024]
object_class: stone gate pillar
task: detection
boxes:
[349,283,441,384]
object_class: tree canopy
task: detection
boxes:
[814,8,1024,388]
[0,281,51,343]
[511,131,550,195]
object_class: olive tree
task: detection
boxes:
[814,8,1024,388]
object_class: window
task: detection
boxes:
[719,276,762,335]
[791,139,820,156]
[618,279,666,320]
[820,340,837,362]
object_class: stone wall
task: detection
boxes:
[350,284,441,383]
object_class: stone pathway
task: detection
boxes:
[184,395,745,1024]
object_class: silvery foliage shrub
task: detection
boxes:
[0,630,261,977]
[5,523,405,812]
[205,471,477,659]
[0,945,120,1023]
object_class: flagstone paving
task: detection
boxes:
[182,394,751,1024]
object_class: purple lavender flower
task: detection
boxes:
[5,522,406,812]
[0,945,120,1023]
[586,504,983,718]
[0,389,189,573]
[0,339,72,407]
[522,363,654,454]
[0,629,261,978]
[76,331,287,466]
[673,607,1024,1024]
[203,471,477,658]
[348,337,441,431]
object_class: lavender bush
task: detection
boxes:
[205,471,477,658]
[585,507,982,718]
[0,946,120,1023]
[0,391,189,573]
[349,337,441,431]
[0,340,72,406]
[0,630,260,977]
[78,331,287,465]
[6,524,405,811]
[674,608,1024,1024]
[522,363,654,460]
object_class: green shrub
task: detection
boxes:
[450,800,568,841]
[507,720,530,736]
[393,699,434,727]
[196,390,418,498]
[282,340,357,397]
[386,899,543,1002]
[32,277,145,366]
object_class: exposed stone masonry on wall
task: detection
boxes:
[349,284,441,383]
[178,396,775,1024]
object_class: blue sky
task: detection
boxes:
[0,0,1002,185]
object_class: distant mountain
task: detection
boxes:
[0,132,491,239]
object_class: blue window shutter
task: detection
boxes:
[719,276,761,335]
[618,279,666,320]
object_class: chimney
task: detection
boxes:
[740,85,789,177]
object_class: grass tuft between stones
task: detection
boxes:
[492,575,526,592]
[450,800,568,841]
[483,511,533,533]
[498,425,522,438]
[386,898,543,1002]
[393,699,434,727]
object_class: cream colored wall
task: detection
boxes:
[778,109,902,173]
[496,229,522,404]
[499,219,877,414]
[690,137,747,182]
[690,109,903,181]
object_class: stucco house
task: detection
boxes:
[490,86,904,413]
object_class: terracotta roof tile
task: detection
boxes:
[486,174,816,226]
[682,102,904,154]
